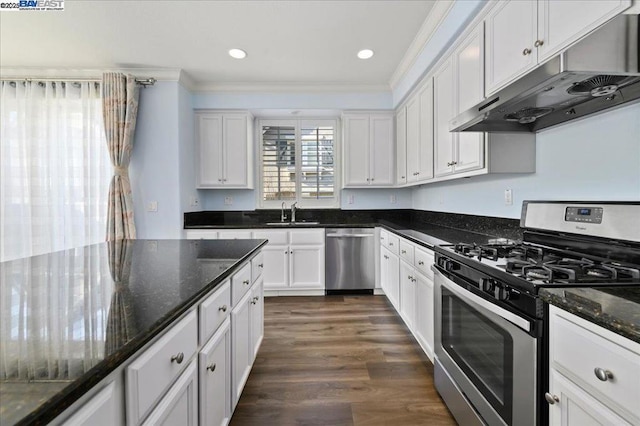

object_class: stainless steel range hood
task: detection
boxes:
[451,14,640,133]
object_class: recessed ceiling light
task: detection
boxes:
[228,48,247,59]
[357,49,374,59]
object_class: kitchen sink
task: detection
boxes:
[265,221,320,226]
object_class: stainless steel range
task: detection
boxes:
[432,201,640,426]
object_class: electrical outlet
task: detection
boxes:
[390,194,397,204]
[348,195,355,204]
[504,189,513,206]
[224,196,233,205]
[190,196,199,207]
[147,201,158,212]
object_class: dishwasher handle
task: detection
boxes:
[326,234,374,238]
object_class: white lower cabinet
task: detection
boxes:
[61,382,120,426]
[547,306,640,425]
[379,230,435,362]
[253,229,324,291]
[231,274,264,410]
[199,318,231,426]
[380,246,400,311]
[399,260,416,330]
[414,272,434,360]
[142,360,198,426]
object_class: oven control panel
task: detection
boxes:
[565,206,603,224]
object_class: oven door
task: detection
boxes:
[434,267,538,426]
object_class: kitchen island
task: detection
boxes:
[0,238,266,426]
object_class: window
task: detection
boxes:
[259,119,338,208]
[0,80,111,261]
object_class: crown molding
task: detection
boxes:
[192,81,391,93]
[0,67,181,81]
[178,70,197,91]
[388,0,455,91]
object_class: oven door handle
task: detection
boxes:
[433,267,532,333]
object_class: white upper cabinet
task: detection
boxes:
[486,0,630,95]
[405,80,434,184]
[433,57,457,178]
[485,0,538,95]
[453,25,485,174]
[196,110,253,189]
[537,0,631,62]
[395,107,407,185]
[343,112,395,187]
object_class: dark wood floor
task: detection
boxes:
[230,295,456,426]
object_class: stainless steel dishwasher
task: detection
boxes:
[325,228,375,294]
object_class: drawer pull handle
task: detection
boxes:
[258,263,264,268]
[243,280,250,285]
[389,242,393,246]
[207,363,217,372]
[418,261,424,265]
[171,352,184,364]
[594,367,614,382]
[218,305,228,312]
[544,392,559,405]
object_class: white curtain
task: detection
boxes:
[0,80,111,262]
[0,245,113,381]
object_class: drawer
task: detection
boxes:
[253,229,288,245]
[289,229,324,245]
[251,251,264,283]
[387,233,400,256]
[414,247,434,279]
[217,230,252,239]
[185,229,218,240]
[550,307,640,419]
[199,280,231,345]
[231,262,253,306]
[379,229,389,247]
[126,310,198,425]
[399,239,414,264]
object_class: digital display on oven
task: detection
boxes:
[565,206,603,224]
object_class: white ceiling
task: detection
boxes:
[0,0,438,91]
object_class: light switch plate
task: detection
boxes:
[147,201,158,212]
[504,189,513,206]
[224,196,233,205]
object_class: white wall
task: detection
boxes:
[130,81,183,238]
[412,103,640,219]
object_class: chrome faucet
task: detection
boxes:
[291,202,297,223]
[281,202,287,222]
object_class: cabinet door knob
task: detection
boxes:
[522,47,532,56]
[171,352,184,364]
[534,39,544,47]
[366,178,370,182]
[389,242,393,246]
[243,279,250,285]
[401,250,406,254]
[371,178,374,182]
[258,263,264,268]
[218,305,228,312]
[594,367,614,381]
[418,261,424,265]
[401,176,405,179]
[544,392,559,405]
[207,363,217,372]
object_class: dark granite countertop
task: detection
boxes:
[540,287,640,343]
[0,239,266,426]
[184,209,522,249]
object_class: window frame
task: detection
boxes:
[257,118,340,209]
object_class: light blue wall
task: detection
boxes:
[130,81,183,238]
[412,103,640,219]
[178,83,197,228]
[341,189,412,210]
